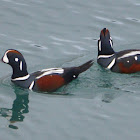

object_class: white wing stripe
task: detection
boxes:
[40,68,63,72]
[118,51,140,60]
[36,68,64,79]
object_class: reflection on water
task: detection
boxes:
[96,68,116,103]
[0,87,29,129]
[96,67,132,103]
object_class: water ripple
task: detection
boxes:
[94,16,124,25]
[49,35,86,44]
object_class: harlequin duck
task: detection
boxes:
[97,28,140,73]
[1,49,93,92]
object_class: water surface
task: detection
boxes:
[0,0,140,139]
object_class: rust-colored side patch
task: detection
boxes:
[36,75,65,92]
[118,62,140,73]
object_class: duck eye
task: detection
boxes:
[15,58,19,62]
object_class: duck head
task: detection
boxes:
[1,49,28,79]
[98,28,114,56]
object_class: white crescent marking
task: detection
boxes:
[107,58,116,69]
[29,81,35,90]
[2,51,9,63]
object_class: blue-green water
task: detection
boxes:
[0,0,140,139]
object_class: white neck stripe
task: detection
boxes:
[98,54,114,59]
[117,51,140,60]
[12,74,30,81]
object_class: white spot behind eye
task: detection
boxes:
[110,40,113,47]
[73,75,76,78]
[98,40,101,51]
[15,58,19,62]
[127,60,129,63]
[20,61,23,71]
[135,56,138,60]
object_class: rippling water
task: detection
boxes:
[0,0,140,139]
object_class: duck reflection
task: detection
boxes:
[0,87,29,129]
[97,68,118,103]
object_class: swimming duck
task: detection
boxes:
[2,49,93,92]
[97,28,140,73]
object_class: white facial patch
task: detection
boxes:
[15,58,19,62]
[20,61,23,71]
[2,51,9,63]
[98,40,101,51]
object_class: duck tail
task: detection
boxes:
[76,59,94,74]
